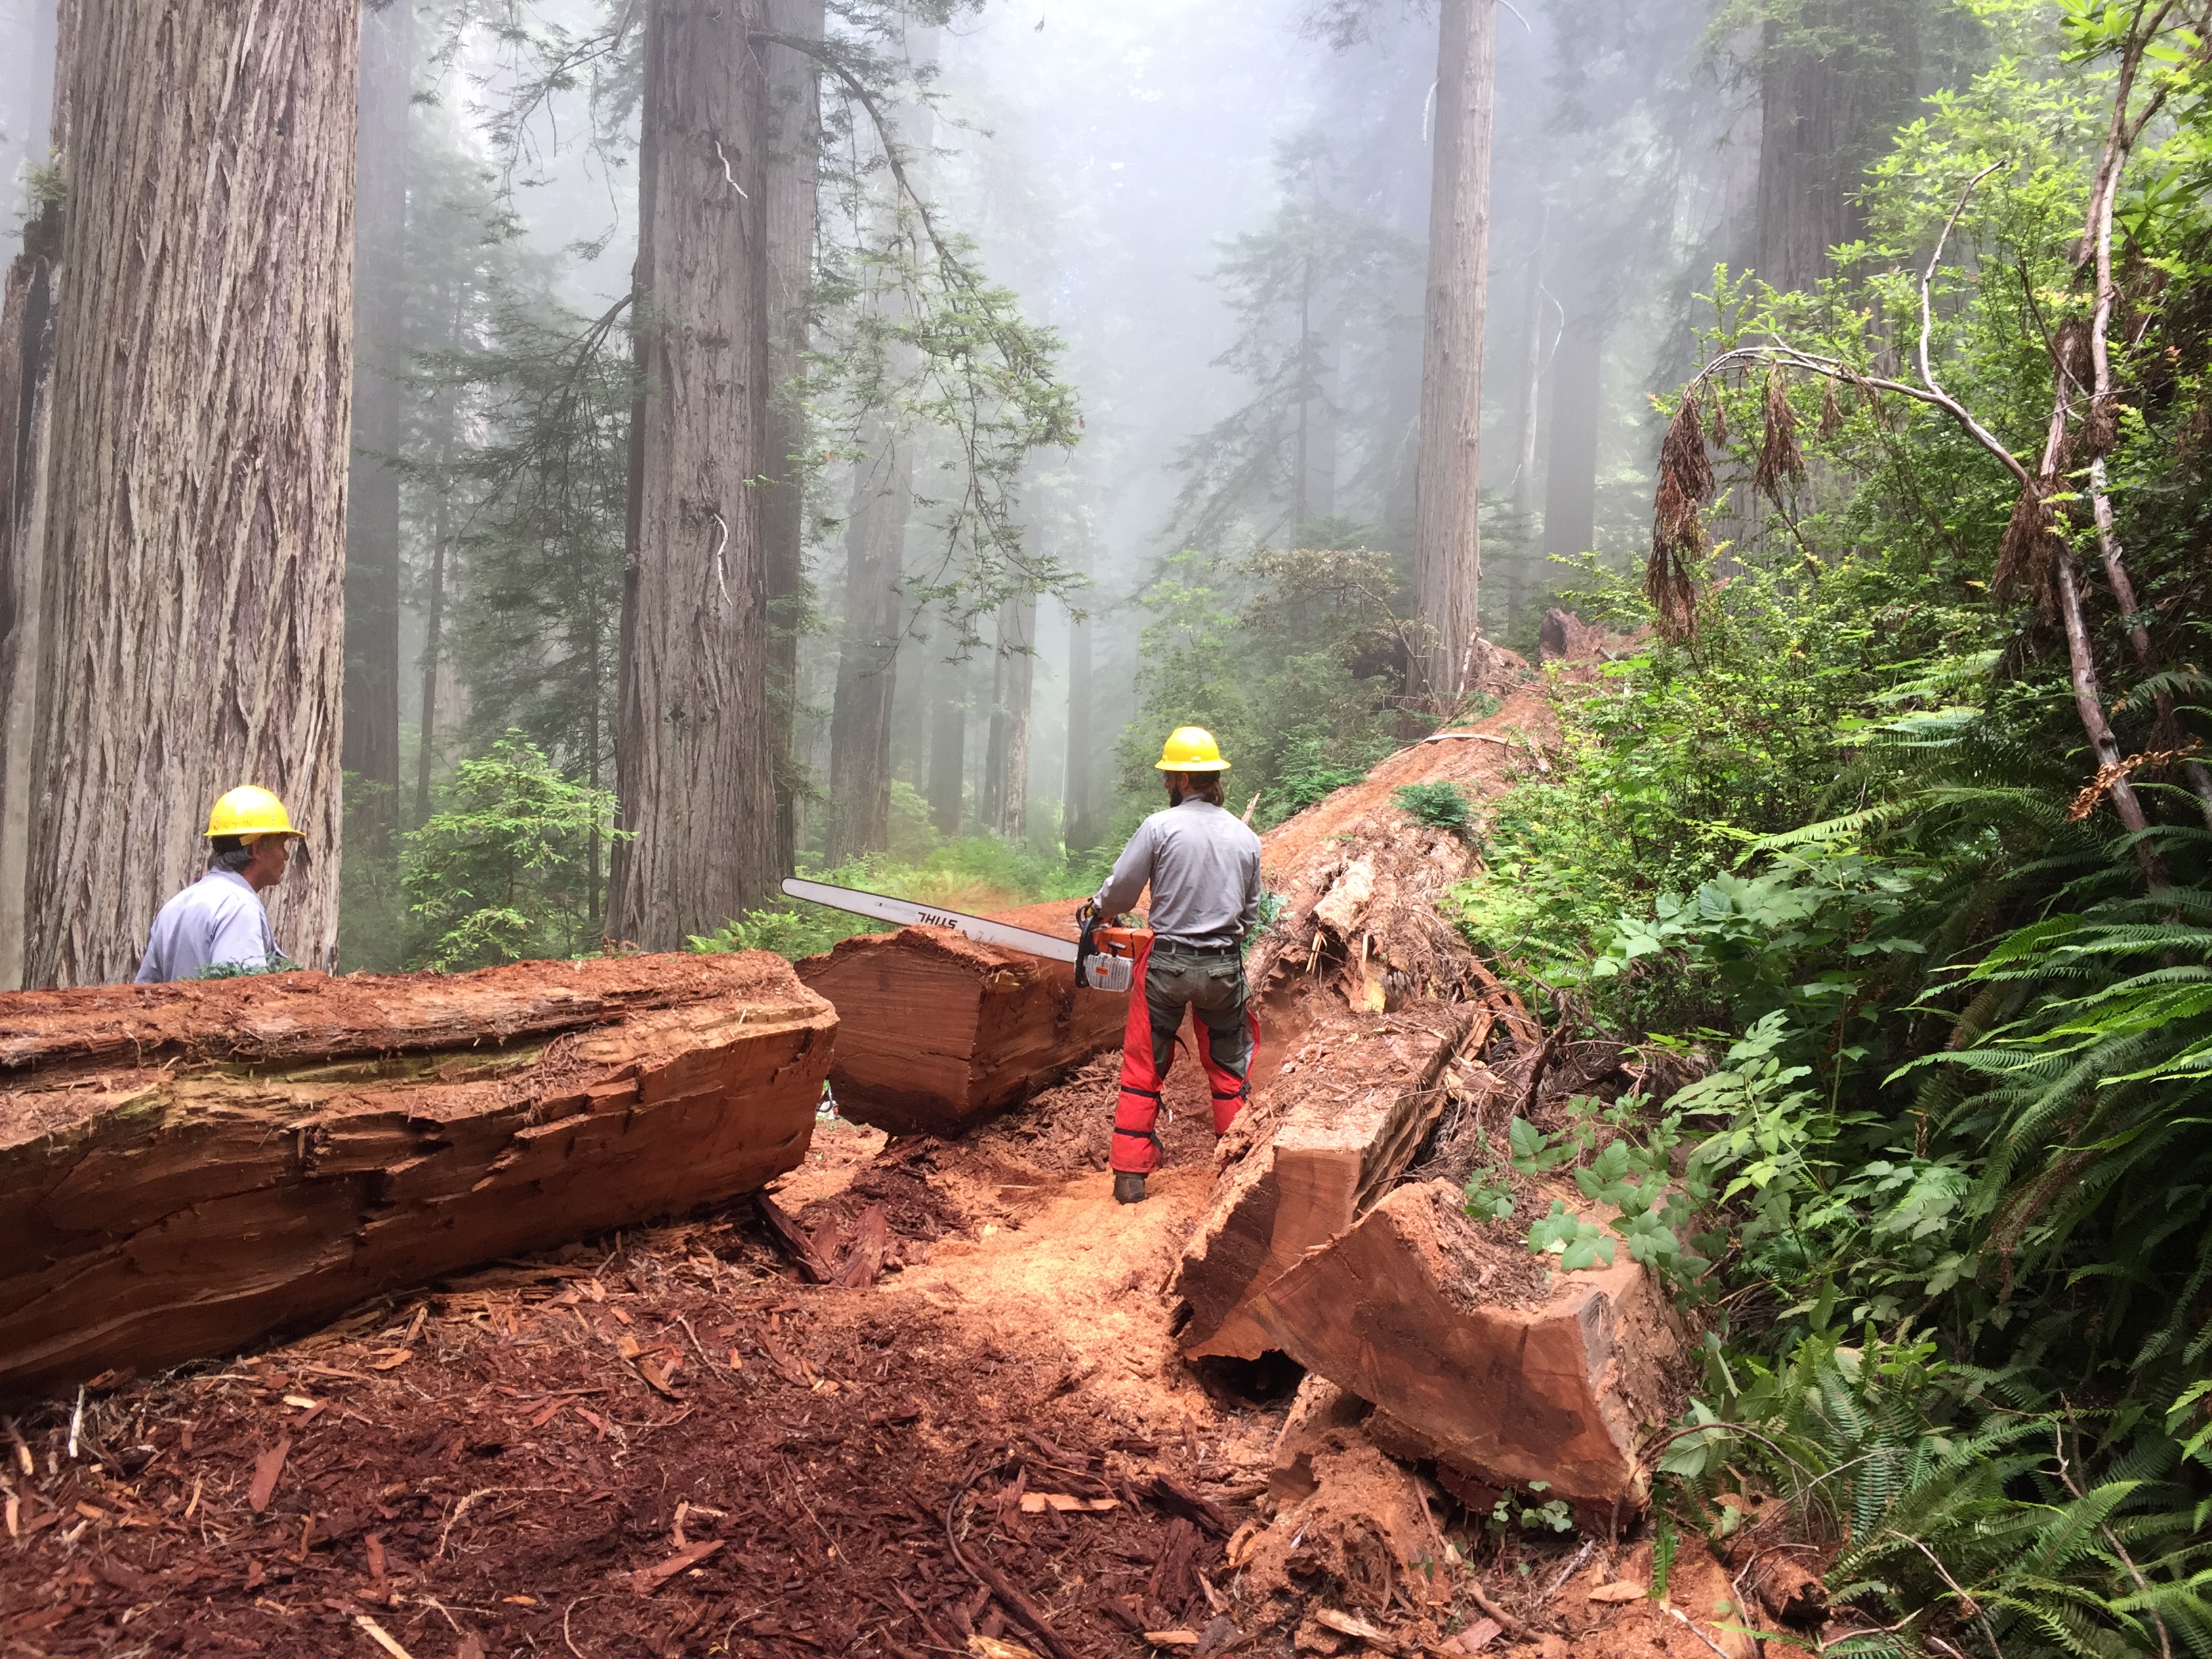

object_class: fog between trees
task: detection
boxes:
[0,0,1998,973]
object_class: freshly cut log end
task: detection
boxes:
[0,952,834,1399]
[1172,1001,1470,1360]
[1244,1180,1689,1515]
[795,907,1123,1135]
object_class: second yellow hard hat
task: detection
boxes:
[206,785,301,840]
[1155,726,1230,773]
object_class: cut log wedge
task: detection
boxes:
[794,899,1124,1134]
[0,952,834,1399]
[1172,1002,1472,1359]
[1243,1181,1688,1515]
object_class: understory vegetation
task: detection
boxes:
[1437,7,2212,1651]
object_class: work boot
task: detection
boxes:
[1113,1172,1148,1206]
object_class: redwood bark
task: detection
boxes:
[1755,0,1919,291]
[23,0,358,987]
[0,6,77,990]
[928,633,967,837]
[763,0,823,875]
[342,0,413,856]
[1411,0,1497,705]
[1063,559,1096,851]
[609,0,778,949]
[983,591,1035,840]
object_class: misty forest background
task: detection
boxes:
[0,0,1890,974]
[11,1,2212,1650]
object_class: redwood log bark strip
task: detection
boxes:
[794,899,1124,1135]
[1246,1181,1687,1515]
[24,0,359,985]
[0,952,834,1399]
[0,952,804,1071]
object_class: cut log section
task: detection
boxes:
[1172,998,1474,1359]
[794,899,1124,1135]
[0,952,834,1399]
[1243,1181,1689,1515]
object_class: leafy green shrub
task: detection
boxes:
[1392,779,1475,840]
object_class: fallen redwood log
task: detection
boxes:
[794,898,1124,1135]
[1172,997,1475,1359]
[0,952,834,1399]
[1244,1180,1689,1516]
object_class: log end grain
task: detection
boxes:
[1245,1179,1689,1515]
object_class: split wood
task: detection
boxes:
[944,1459,1081,1659]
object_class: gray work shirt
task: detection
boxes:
[135,870,283,983]
[1093,798,1263,948]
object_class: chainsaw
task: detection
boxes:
[781,879,1147,993]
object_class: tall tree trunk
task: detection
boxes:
[762,0,821,877]
[342,0,412,857]
[413,485,449,822]
[1,3,80,989]
[825,434,909,865]
[1411,0,1497,705]
[983,592,1035,841]
[608,0,777,951]
[1540,315,1603,560]
[823,26,937,867]
[927,619,966,838]
[1510,205,1548,528]
[1755,0,1920,291]
[1063,575,1094,851]
[22,0,358,988]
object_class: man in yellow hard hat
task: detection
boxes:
[135,787,302,982]
[1084,726,1263,1204]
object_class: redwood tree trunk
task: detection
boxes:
[762,0,822,877]
[23,0,358,987]
[983,591,1034,840]
[342,0,413,857]
[825,433,909,864]
[824,28,937,865]
[1755,0,1919,291]
[928,630,966,838]
[608,0,777,950]
[1411,0,1497,705]
[1541,315,1603,560]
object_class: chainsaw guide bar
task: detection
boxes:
[779,878,1141,991]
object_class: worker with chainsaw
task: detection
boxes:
[136,786,302,982]
[1084,726,1264,1205]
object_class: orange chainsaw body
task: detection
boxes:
[1078,922,1150,993]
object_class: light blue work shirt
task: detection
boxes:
[134,870,284,983]
[1092,797,1263,949]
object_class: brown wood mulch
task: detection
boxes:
[0,1192,1237,1659]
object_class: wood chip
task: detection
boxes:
[1018,1492,1121,1514]
[366,1349,413,1371]
[629,1536,723,1594]
[1439,1620,1501,1655]
[1315,1607,1393,1645]
[967,1639,1040,1659]
[282,1394,319,1409]
[249,1437,293,1512]
[615,1334,643,1360]
[355,1614,416,1658]
[637,1356,682,1399]
[1588,1580,1650,1603]
[1143,1637,1199,1650]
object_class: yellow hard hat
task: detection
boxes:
[205,785,301,840]
[1155,726,1230,773]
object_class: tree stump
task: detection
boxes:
[0,952,834,1398]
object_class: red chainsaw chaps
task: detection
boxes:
[1109,934,1261,1174]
